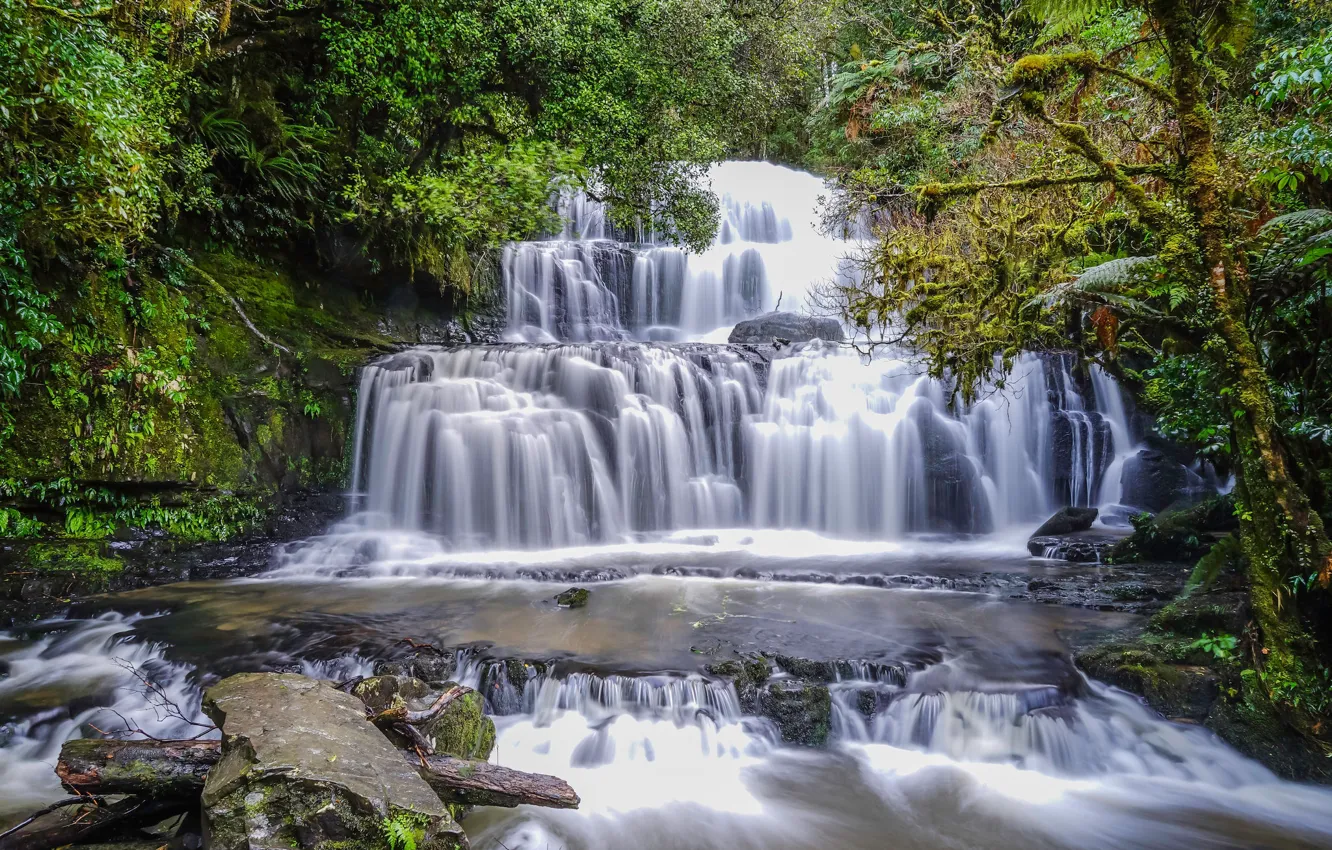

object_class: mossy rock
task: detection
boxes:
[431,688,496,760]
[554,587,589,608]
[1077,644,1220,722]
[1108,495,1236,564]
[757,679,832,746]
[707,654,771,714]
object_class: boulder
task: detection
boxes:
[352,675,496,760]
[201,673,466,850]
[757,679,831,746]
[1031,506,1099,537]
[727,311,845,344]
[1119,449,1210,512]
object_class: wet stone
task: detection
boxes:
[201,672,466,850]
[758,679,832,747]
[352,674,496,760]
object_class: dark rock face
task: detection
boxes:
[1032,507,1099,537]
[1050,411,1114,506]
[727,311,845,344]
[1120,449,1210,512]
[201,673,465,850]
[912,403,992,534]
[757,679,832,746]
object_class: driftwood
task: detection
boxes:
[55,738,579,810]
[413,754,581,809]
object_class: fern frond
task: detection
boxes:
[1026,0,1121,42]
[1025,256,1169,318]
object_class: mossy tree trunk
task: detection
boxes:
[1151,0,1331,733]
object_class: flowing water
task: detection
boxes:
[3,162,1331,849]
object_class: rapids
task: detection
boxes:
[2,161,1330,850]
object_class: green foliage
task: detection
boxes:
[1189,631,1240,660]
[1250,30,1332,190]
[379,812,429,850]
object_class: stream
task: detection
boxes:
[2,162,1331,849]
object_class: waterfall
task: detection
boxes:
[345,341,1136,548]
[342,162,1152,549]
[503,161,853,343]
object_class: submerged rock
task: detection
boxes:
[1032,507,1099,537]
[727,311,845,344]
[1027,532,1118,562]
[554,587,590,608]
[757,679,832,746]
[201,672,466,850]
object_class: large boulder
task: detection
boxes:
[727,311,845,344]
[1031,506,1099,537]
[202,673,466,850]
[1119,449,1210,512]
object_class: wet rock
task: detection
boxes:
[1078,646,1220,722]
[773,655,838,680]
[912,404,992,534]
[1050,412,1114,505]
[1027,532,1118,562]
[1120,449,1210,512]
[201,672,466,850]
[554,587,590,608]
[706,655,770,713]
[1032,507,1099,537]
[758,679,832,746]
[727,311,845,345]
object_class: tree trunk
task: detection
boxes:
[1151,0,1331,731]
[413,753,581,809]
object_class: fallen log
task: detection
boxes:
[414,754,581,809]
[57,737,220,797]
[55,738,579,810]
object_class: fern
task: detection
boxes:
[1250,208,1332,292]
[380,812,425,850]
[1026,256,1170,318]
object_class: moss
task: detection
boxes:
[554,587,589,608]
[429,688,496,760]
[23,542,123,574]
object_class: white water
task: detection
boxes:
[504,161,855,342]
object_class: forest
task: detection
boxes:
[3,0,1332,846]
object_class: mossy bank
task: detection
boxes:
[0,248,497,622]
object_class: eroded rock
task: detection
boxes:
[727,311,845,345]
[202,672,466,850]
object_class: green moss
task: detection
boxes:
[22,542,123,574]
[430,688,496,760]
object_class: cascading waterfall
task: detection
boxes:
[343,339,1134,549]
[503,161,855,343]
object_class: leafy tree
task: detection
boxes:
[821,0,1332,738]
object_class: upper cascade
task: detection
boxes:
[503,161,856,343]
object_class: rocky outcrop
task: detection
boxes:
[1119,449,1210,512]
[912,402,992,533]
[727,311,845,345]
[1027,532,1119,562]
[201,673,466,850]
[1050,411,1113,506]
